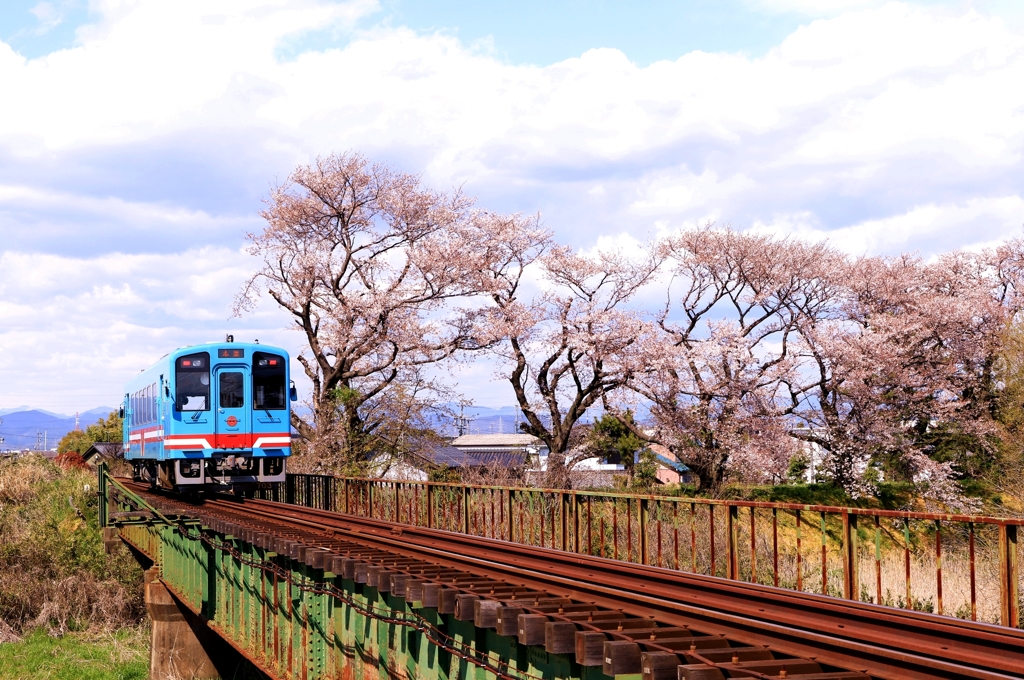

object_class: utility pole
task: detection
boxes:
[454,403,473,437]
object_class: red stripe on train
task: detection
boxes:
[162,432,291,449]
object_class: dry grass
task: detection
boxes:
[0,457,58,506]
[0,455,145,636]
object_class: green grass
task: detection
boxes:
[0,628,148,680]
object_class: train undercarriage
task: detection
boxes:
[132,454,286,492]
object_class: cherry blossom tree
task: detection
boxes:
[237,152,540,471]
[486,243,660,488]
[611,225,1024,498]
[788,248,1020,500]
[616,225,838,490]
[238,151,1024,495]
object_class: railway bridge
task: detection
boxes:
[97,465,1024,680]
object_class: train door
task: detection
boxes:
[214,366,251,449]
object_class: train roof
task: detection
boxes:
[123,340,292,391]
[168,340,290,356]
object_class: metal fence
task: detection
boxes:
[256,473,1024,629]
[253,472,338,511]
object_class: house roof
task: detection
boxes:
[450,434,543,447]
[82,442,122,460]
[639,444,692,473]
[412,442,526,469]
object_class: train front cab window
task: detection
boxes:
[253,352,286,409]
[175,352,210,411]
[253,351,287,482]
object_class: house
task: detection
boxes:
[382,440,528,482]
[450,434,548,459]
[646,444,695,485]
[81,442,123,468]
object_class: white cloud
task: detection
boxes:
[3,1,1024,411]
[29,2,67,33]
[750,195,1024,254]
[0,246,307,413]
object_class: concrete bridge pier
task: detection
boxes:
[143,567,220,680]
[101,527,120,553]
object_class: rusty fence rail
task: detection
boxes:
[256,471,338,511]
[255,473,1023,628]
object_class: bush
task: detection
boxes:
[0,455,145,635]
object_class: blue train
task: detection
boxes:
[122,336,295,490]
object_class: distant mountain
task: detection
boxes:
[0,406,33,417]
[0,406,68,418]
[0,409,109,451]
[81,407,117,420]
[0,410,74,450]
[457,405,522,418]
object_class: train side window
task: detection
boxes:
[252,352,286,410]
[175,352,210,411]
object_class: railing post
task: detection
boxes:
[727,505,739,580]
[461,486,469,534]
[368,482,374,519]
[640,498,649,566]
[842,511,858,601]
[97,462,108,528]
[572,493,579,553]
[344,478,350,514]
[426,484,434,529]
[1000,524,1020,628]
[508,489,515,542]
[394,482,400,523]
[561,492,569,551]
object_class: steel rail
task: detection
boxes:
[275,473,1024,628]
[209,494,1024,680]
[124,485,793,680]
[121,483,1024,680]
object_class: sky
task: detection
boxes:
[2,0,1024,416]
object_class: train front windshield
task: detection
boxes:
[253,352,286,409]
[176,352,210,411]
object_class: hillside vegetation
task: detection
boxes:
[0,454,147,677]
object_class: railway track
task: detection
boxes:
[118,480,1024,680]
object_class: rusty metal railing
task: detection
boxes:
[259,473,1023,628]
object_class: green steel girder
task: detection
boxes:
[125,525,617,680]
[98,466,613,680]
